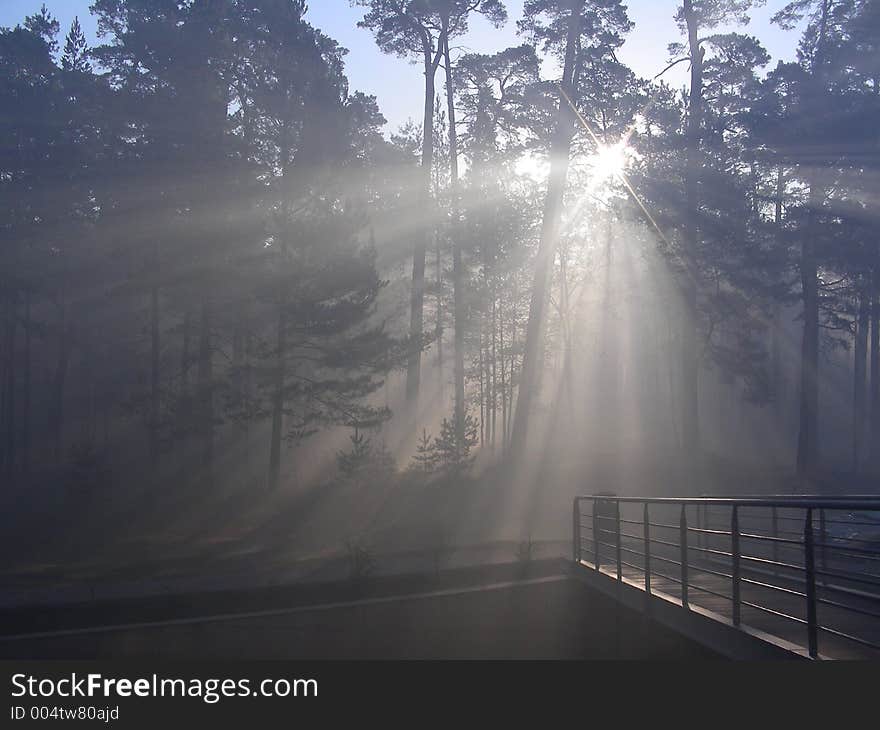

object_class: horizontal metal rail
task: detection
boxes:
[573,495,880,660]
[579,496,880,510]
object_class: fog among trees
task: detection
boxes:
[1,0,878,589]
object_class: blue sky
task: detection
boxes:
[1,1,805,132]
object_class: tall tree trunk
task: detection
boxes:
[795,1,832,477]
[598,214,618,439]
[243,323,254,480]
[510,0,583,453]
[681,0,703,459]
[406,42,444,403]
[500,294,507,452]
[102,374,111,449]
[491,292,498,449]
[771,302,785,419]
[232,306,250,478]
[232,311,243,399]
[84,330,96,444]
[3,289,16,479]
[871,266,880,473]
[775,165,784,226]
[198,299,213,484]
[771,166,785,421]
[477,316,486,446]
[51,317,70,466]
[182,310,191,392]
[508,277,518,446]
[21,289,30,481]
[796,180,822,476]
[853,293,869,472]
[0,296,6,474]
[435,228,443,400]
[178,307,192,469]
[149,242,160,474]
[666,310,681,450]
[443,33,466,451]
[269,303,285,490]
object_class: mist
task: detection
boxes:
[1,0,878,614]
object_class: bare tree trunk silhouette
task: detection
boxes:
[854,293,869,472]
[510,0,583,453]
[443,32,466,451]
[681,0,703,462]
[406,35,446,404]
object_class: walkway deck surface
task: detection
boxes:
[580,533,880,659]
[0,566,718,660]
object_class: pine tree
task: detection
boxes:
[511,0,632,452]
[337,428,373,476]
[338,427,396,481]
[410,429,438,474]
[434,412,479,475]
[355,0,507,404]
[61,17,89,74]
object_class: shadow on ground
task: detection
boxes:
[0,561,719,660]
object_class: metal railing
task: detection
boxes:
[573,495,880,659]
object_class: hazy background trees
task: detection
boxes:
[1,0,878,588]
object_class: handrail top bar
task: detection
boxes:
[702,493,880,500]
[575,495,880,510]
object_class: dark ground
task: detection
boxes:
[0,560,719,660]
[3,455,871,612]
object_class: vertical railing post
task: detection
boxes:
[819,507,828,575]
[731,505,741,627]
[573,498,581,563]
[593,499,600,571]
[644,503,651,597]
[680,504,689,608]
[804,508,819,658]
[698,503,705,550]
[615,500,622,581]
[772,505,779,570]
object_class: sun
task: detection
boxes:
[513,141,634,194]
[515,151,550,181]
[589,141,630,185]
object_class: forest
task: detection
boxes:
[0,0,878,589]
